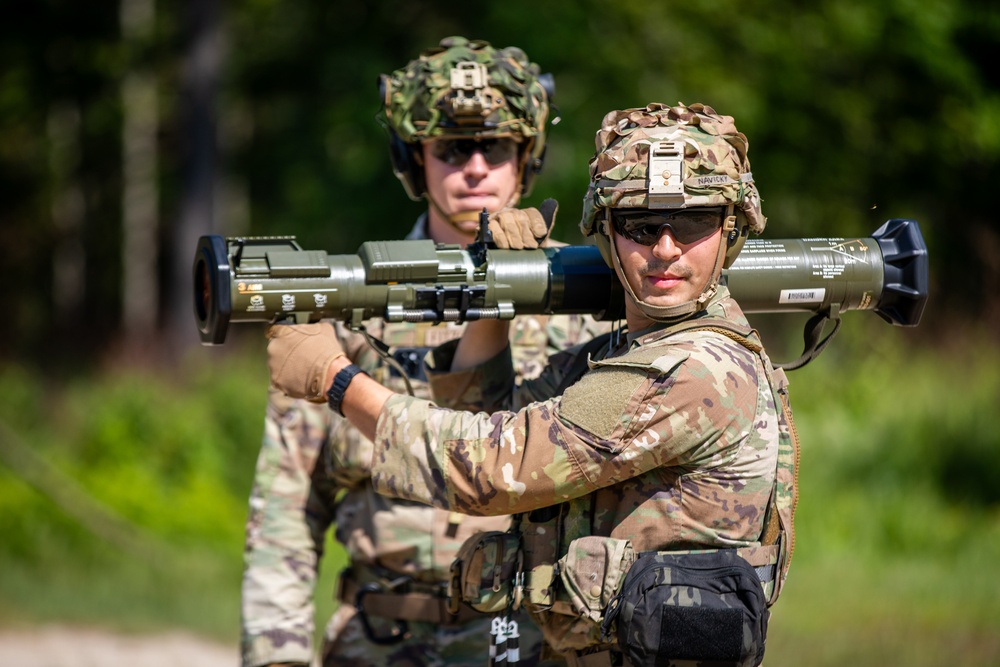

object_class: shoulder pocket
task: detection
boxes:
[558,349,689,441]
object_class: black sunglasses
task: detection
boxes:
[428,137,519,166]
[611,207,727,246]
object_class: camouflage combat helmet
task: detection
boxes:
[379,36,554,202]
[579,102,766,321]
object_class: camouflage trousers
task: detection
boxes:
[320,604,564,667]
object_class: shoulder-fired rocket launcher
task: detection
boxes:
[193,217,928,366]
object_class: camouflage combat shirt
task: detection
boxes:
[241,216,609,666]
[370,286,790,654]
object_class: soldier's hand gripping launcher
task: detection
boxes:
[194,218,928,359]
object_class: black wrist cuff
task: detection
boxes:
[326,364,368,416]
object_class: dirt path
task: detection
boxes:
[0,625,237,667]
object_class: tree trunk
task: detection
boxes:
[120,0,159,345]
[49,104,86,328]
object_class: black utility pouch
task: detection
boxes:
[601,550,768,667]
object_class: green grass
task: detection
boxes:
[1,322,998,664]
[769,557,1000,665]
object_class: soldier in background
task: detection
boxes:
[240,36,605,667]
[265,102,799,667]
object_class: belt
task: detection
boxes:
[337,569,484,627]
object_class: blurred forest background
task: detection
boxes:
[1,0,998,665]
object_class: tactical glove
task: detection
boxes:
[488,198,558,249]
[266,322,345,402]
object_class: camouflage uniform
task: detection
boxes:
[241,215,608,667]
[368,284,794,659]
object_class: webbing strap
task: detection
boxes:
[776,307,843,370]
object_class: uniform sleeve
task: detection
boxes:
[371,336,764,518]
[241,391,336,667]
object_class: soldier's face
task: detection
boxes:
[613,218,723,326]
[422,139,520,239]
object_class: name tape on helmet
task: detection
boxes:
[685,172,755,188]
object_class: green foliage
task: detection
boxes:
[0,346,270,636]
[0,342,309,639]
[792,327,1000,516]
[0,469,96,564]
[0,343,267,557]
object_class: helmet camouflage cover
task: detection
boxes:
[580,102,765,241]
[381,36,550,145]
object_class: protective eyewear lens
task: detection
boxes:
[611,208,726,245]
[430,138,519,166]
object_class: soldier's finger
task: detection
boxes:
[489,210,521,249]
[524,208,548,241]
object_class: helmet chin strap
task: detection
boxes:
[606,206,736,324]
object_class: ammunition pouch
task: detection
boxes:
[448,530,523,614]
[554,536,635,625]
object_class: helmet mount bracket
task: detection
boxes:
[449,62,493,122]
[648,140,685,209]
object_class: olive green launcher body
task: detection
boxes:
[194,219,927,346]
